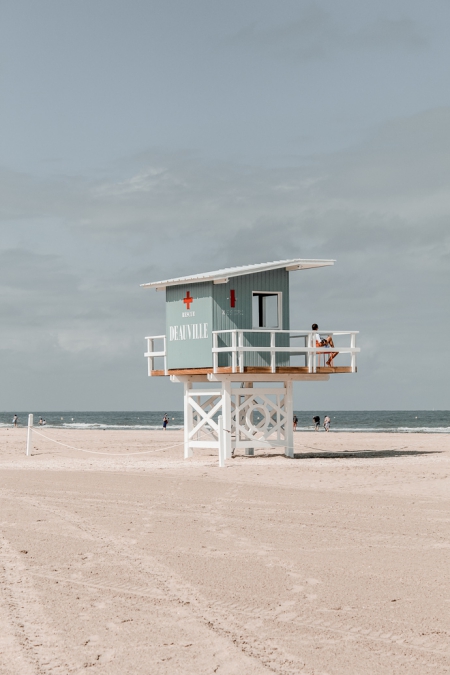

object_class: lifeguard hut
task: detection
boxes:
[142,259,359,464]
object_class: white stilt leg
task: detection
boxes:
[26,414,33,457]
[218,415,224,467]
[247,382,254,456]
[222,380,232,459]
[184,381,193,458]
[285,381,294,458]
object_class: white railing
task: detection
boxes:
[144,330,359,375]
[144,335,168,375]
[212,329,359,374]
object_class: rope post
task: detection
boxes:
[26,414,33,456]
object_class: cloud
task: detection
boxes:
[350,17,426,51]
[225,7,426,62]
[1,107,449,408]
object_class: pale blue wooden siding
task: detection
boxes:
[212,270,290,367]
[166,282,213,369]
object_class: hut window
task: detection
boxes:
[252,292,280,329]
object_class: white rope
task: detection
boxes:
[32,429,185,456]
[302,445,408,453]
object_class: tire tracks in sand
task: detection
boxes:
[0,537,78,675]
[3,486,450,674]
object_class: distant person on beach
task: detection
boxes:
[42,419,46,425]
[324,415,331,432]
[313,415,320,431]
[293,415,298,431]
[13,414,18,427]
[162,414,169,430]
[39,418,43,425]
[312,323,339,367]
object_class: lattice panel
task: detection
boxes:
[231,387,288,449]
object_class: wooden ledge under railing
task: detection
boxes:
[150,365,356,377]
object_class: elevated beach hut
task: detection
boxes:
[142,259,359,464]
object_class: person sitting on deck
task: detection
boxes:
[312,323,339,367]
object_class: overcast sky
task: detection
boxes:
[1,0,449,411]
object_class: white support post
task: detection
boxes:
[350,332,356,373]
[213,332,218,373]
[163,336,168,375]
[307,332,312,373]
[238,331,244,373]
[147,338,153,376]
[222,380,232,459]
[231,331,237,373]
[284,381,294,458]
[183,382,193,458]
[311,332,317,373]
[218,415,225,467]
[26,414,33,457]
[270,331,276,373]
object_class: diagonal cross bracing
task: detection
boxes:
[188,394,223,438]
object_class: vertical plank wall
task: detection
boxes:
[212,270,290,367]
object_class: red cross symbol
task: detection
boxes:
[183,291,193,310]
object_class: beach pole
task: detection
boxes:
[218,415,225,467]
[222,381,232,459]
[26,414,33,456]
[285,381,294,458]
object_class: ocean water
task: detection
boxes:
[1,410,449,433]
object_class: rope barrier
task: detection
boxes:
[32,429,185,456]
[29,429,408,459]
[302,445,408,453]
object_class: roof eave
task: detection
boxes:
[140,259,335,290]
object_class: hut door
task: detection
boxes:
[252,292,281,329]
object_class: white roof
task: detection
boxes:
[141,258,334,290]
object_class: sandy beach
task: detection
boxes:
[0,428,449,674]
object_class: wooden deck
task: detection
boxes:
[151,366,356,377]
